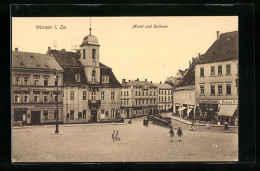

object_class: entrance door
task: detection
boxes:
[14,109,27,125]
[126,109,129,119]
[91,110,97,122]
[31,111,41,125]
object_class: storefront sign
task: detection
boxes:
[20,87,51,91]
[35,104,61,108]
[198,99,219,104]
[220,100,238,104]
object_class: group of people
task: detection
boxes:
[169,127,183,142]
[112,131,120,141]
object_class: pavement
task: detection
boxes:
[12,117,238,162]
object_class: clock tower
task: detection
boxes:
[79,24,101,83]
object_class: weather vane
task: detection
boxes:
[89,17,92,35]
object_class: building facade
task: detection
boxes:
[195,31,238,124]
[154,82,173,112]
[48,28,121,123]
[121,79,158,118]
[12,49,64,125]
[173,57,199,121]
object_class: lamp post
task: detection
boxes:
[53,69,59,134]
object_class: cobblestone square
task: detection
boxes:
[12,118,238,162]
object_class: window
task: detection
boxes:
[102,75,109,83]
[33,93,39,102]
[150,91,152,96]
[218,65,222,75]
[83,91,87,100]
[139,91,141,96]
[136,100,138,105]
[75,74,80,82]
[70,91,74,100]
[101,91,105,100]
[43,93,48,103]
[139,100,141,105]
[83,110,86,119]
[92,71,96,82]
[150,99,152,104]
[54,110,59,119]
[78,112,82,119]
[135,91,137,96]
[200,67,204,77]
[83,49,85,59]
[126,91,128,96]
[54,93,58,103]
[200,85,204,95]
[69,110,74,120]
[146,91,148,96]
[218,85,223,95]
[226,84,231,95]
[165,96,167,102]
[211,66,215,76]
[126,100,128,105]
[111,91,114,100]
[92,49,96,59]
[121,91,122,96]
[14,77,20,85]
[44,79,48,86]
[226,64,231,75]
[211,85,215,95]
[14,94,20,103]
[43,110,48,120]
[24,77,29,85]
[23,94,29,103]
[142,91,144,96]
[91,91,96,100]
[146,99,148,104]
[111,109,115,118]
[55,79,58,86]
[34,78,39,86]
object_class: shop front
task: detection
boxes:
[217,100,238,125]
[198,100,219,122]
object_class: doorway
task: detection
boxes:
[91,110,97,122]
[31,111,41,125]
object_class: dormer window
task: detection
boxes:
[102,75,109,83]
[92,49,96,59]
[92,70,96,82]
[75,74,80,82]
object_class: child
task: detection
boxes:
[169,127,175,142]
[112,131,115,141]
[177,127,183,142]
[116,131,120,141]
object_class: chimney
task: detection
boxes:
[198,53,200,58]
[15,48,18,51]
[77,49,80,54]
[122,79,126,84]
[192,57,194,62]
[189,60,191,66]
[48,47,51,51]
[145,79,147,82]
[62,49,65,52]
[129,80,131,82]
[136,78,139,81]
[160,81,162,84]
[150,81,152,83]
[217,31,220,40]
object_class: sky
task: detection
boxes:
[12,17,238,83]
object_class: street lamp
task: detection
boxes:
[53,69,59,134]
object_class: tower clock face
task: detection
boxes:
[92,60,96,66]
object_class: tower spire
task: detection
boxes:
[89,17,92,35]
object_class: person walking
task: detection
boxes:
[112,131,116,141]
[116,131,120,141]
[177,127,183,142]
[169,127,175,142]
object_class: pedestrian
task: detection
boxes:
[116,131,120,141]
[177,127,183,142]
[207,124,210,129]
[112,131,115,141]
[224,122,229,130]
[169,127,175,142]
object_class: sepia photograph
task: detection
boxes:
[11,16,238,162]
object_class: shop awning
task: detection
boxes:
[187,109,192,114]
[218,105,237,117]
[178,107,187,111]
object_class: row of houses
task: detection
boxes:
[11,28,173,125]
[173,31,238,125]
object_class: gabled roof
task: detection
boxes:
[12,51,63,71]
[175,56,201,88]
[198,31,238,64]
[48,49,82,67]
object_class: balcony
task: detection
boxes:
[88,100,101,107]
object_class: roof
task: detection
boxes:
[12,51,63,71]
[198,31,238,64]
[122,81,157,88]
[175,56,201,88]
[178,70,185,75]
[48,50,82,67]
[174,85,195,91]
[81,34,99,46]
[100,68,121,88]
[153,83,173,89]
[63,68,87,85]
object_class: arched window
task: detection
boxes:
[92,70,96,82]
